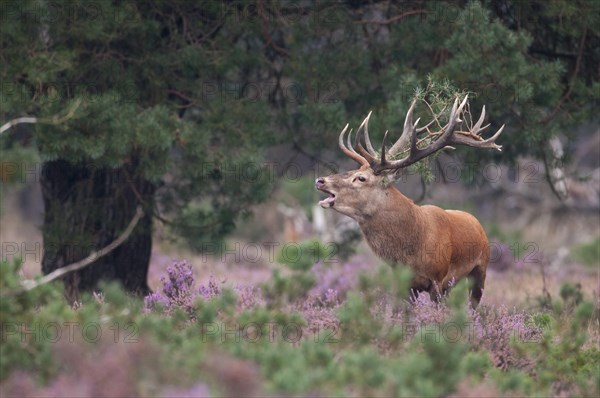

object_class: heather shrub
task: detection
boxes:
[260,239,337,306]
[309,255,374,304]
[470,305,542,370]
[143,260,245,324]
[235,284,263,311]
[2,256,599,397]
[480,285,600,397]
[410,294,450,325]
[144,260,197,316]
[299,295,340,340]
[387,283,493,396]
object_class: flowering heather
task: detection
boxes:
[144,260,196,316]
[323,288,340,306]
[310,255,372,301]
[300,296,341,337]
[163,260,195,299]
[4,248,597,397]
[410,293,450,325]
[235,284,263,311]
[144,291,169,311]
[383,289,542,358]
[469,305,543,369]
[160,382,212,398]
[199,275,222,300]
[144,261,262,317]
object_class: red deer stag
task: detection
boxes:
[315,96,504,308]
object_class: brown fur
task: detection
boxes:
[317,165,489,307]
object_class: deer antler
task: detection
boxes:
[356,95,503,174]
[338,124,370,167]
[337,95,503,172]
[354,112,376,159]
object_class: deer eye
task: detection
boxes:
[357,176,366,182]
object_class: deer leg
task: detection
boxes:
[428,282,443,303]
[467,266,486,308]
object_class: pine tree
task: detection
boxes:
[1,1,597,298]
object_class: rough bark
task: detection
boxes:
[40,158,154,301]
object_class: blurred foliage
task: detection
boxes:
[1,0,598,259]
[333,227,363,261]
[279,175,318,220]
[1,258,599,396]
[485,222,531,259]
[0,142,40,217]
[571,236,600,267]
[261,239,334,305]
[275,239,331,272]
[0,143,39,185]
[261,265,315,306]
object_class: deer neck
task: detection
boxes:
[357,186,425,264]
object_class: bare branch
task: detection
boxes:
[2,206,144,297]
[0,117,38,134]
[1,99,82,135]
[357,10,428,25]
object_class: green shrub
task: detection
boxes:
[276,239,330,272]
[571,236,600,267]
[2,254,599,397]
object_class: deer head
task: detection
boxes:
[315,95,504,222]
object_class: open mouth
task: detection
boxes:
[317,189,336,208]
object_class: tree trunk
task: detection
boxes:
[40,158,154,301]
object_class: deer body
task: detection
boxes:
[316,97,502,307]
